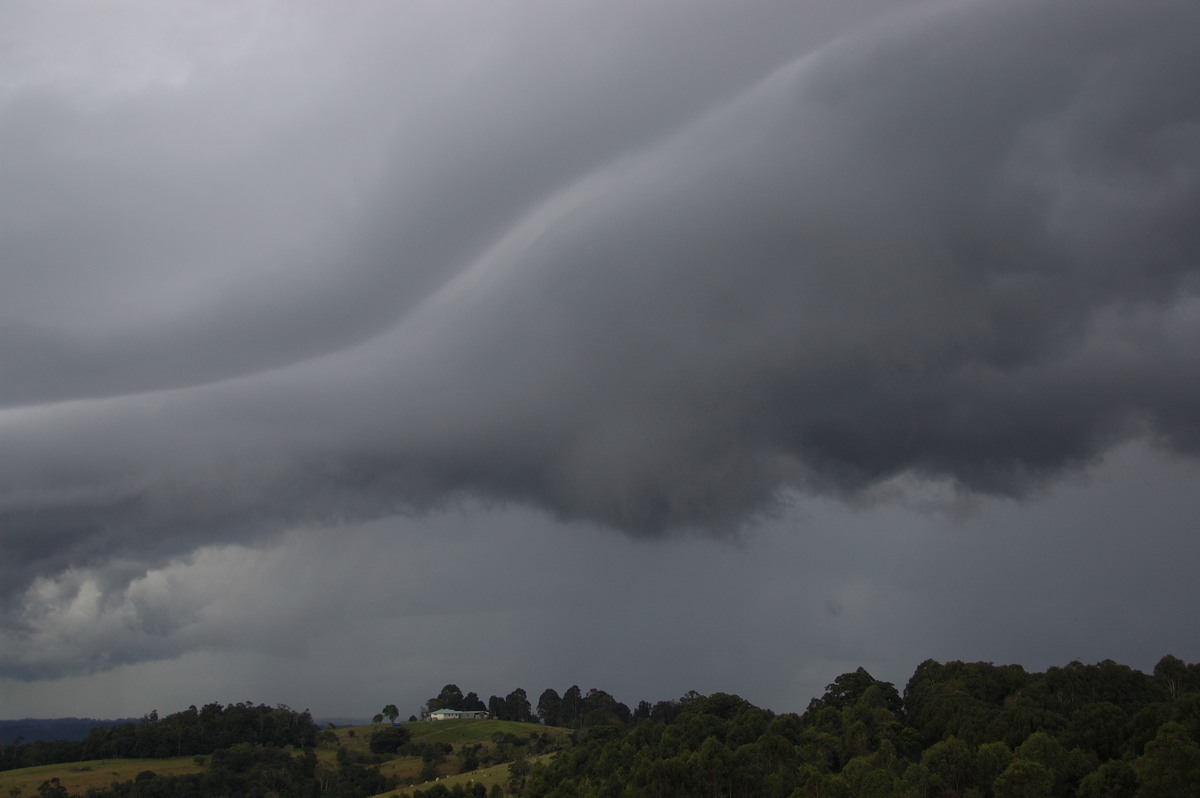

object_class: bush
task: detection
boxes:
[370,725,413,755]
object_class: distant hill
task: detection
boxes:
[314,716,368,729]
[0,718,134,744]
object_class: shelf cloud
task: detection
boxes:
[2,0,1199,682]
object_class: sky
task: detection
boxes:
[2,0,1199,722]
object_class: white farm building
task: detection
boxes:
[428,708,489,721]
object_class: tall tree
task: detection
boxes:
[429,685,465,712]
[581,688,631,727]
[920,736,974,797]
[537,689,562,726]
[560,686,583,729]
[1133,722,1200,797]
[1077,760,1137,798]
[809,667,903,717]
[505,689,532,723]
[993,759,1055,798]
[1154,655,1190,703]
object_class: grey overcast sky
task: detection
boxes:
[3,0,1200,721]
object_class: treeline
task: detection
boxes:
[422,684,632,728]
[0,703,318,771]
[512,655,1200,797]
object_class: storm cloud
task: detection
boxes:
[3,0,1200,682]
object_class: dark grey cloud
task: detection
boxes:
[2,0,1200,681]
[4,443,1199,716]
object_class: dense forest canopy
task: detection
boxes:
[405,656,1200,798]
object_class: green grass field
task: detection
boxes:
[396,719,569,747]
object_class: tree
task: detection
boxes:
[809,667,902,717]
[560,686,583,729]
[381,704,400,723]
[992,759,1054,798]
[369,725,412,755]
[975,741,1014,792]
[504,689,532,723]
[900,762,937,797]
[1067,702,1129,761]
[581,688,631,727]
[904,659,1033,746]
[649,699,681,725]
[537,689,562,726]
[690,737,735,797]
[1014,730,1091,797]
[1154,655,1189,703]
[1077,760,1137,798]
[921,736,973,797]
[430,685,466,712]
[1133,721,1200,797]
[508,756,532,794]
[35,781,68,798]
[372,714,384,725]
[457,743,482,773]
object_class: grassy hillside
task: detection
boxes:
[0,718,567,797]
[369,753,559,798]
[327,719,569,788]
[404,719,564,746]
[0,756,205,796]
